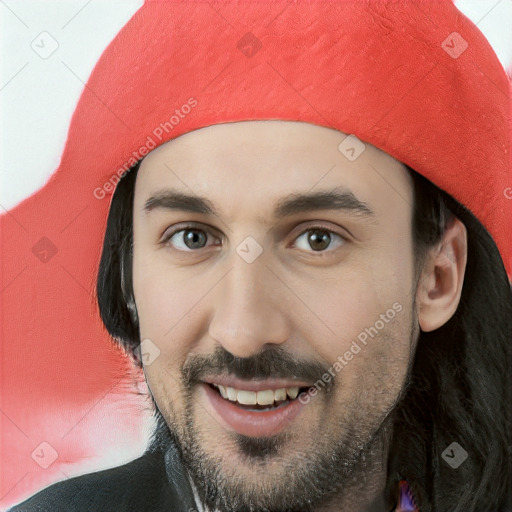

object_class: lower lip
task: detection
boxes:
[201,383,308,438]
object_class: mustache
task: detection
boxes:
[182,345,332,389]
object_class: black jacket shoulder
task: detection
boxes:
[7,449,193,512]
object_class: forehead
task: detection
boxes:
[134,121,413,221]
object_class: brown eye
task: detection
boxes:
[307,230,332,251]
[293,227,345,253]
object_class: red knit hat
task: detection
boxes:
[2,0,510,505]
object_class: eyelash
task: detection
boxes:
[160,222,347,254]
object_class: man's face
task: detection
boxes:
[132,121,419,511]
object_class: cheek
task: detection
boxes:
[134,248,189,334]
[294,261,413,365]
[132,254,220,376]
[135,281,179,347]
[134,264,207,418]
[310,284,414,423]
[295,262,415,416]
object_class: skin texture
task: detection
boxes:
[131,121,467,512]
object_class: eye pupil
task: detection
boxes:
[184,229,207,249]
[308,230,331,251]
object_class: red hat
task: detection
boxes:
[2,0,510,506]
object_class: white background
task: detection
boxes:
[1,0,511,211]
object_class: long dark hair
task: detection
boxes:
[384,171,512,512]
[97,160,512,512]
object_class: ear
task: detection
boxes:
[416,216,467,332]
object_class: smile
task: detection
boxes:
[212,383,300,409]
[201,378,312,438]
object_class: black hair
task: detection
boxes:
[386,171,512,512]
[97,162,141,363]
[97,160,512,512]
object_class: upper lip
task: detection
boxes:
[202,376,312,392]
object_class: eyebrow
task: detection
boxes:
[143,187,375,219]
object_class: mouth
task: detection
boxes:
[209,383,306,410]
[200,379,313,438]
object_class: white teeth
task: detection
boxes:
[287,387,299,400]
[237,390,257,405]
[212,384,302,406]
[226,386,237,401]
[256,389,275,406]
[218,385,228,399]
[274,388,287,401]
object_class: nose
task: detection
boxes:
[208,254,291,358]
